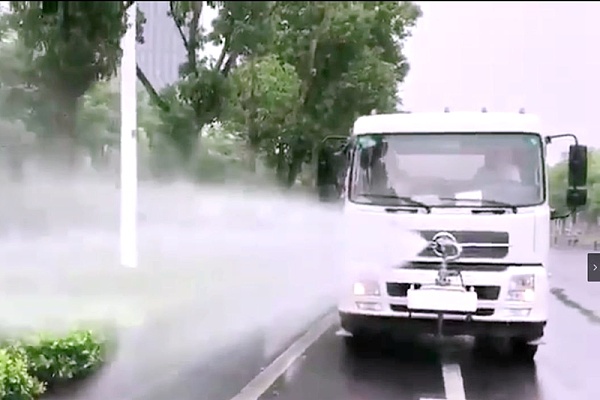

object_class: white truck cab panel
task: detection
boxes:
[321,110,588,362]
[338,204,550,323]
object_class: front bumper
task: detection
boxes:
[339,265,549,323]
[339,312,546,340]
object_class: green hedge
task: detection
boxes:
[0,348,45,399]
[0,329,111,399]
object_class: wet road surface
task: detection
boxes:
[257,326,545,400]
[250,248,600,400]
[37,248,600,400]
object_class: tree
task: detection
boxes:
[224,1,422,186]
[225,54,301,180]
[76,79,146,168]
[0,16,41,179]
[0,21,160,178]
[134,1,422,185]
[76,80,119,167]
[137,1,277,166]
[0,14,36,127]
[7,1,129,168]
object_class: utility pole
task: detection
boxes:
[120,1,138,268]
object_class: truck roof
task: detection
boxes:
[352,112,543,136]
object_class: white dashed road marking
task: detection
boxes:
[229,312,336,400]
[441,362,467,400]
[231,314,469,400]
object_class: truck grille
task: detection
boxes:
[417,230,509,259]
[390,304,495,317]
[386,283,500,300]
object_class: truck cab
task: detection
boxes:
[317,110,588,362]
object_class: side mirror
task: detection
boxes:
[550,207,573,220]
[316,136,349,202]
[566,144,588,209]
[568,144,587,187]
[566,187,587,209]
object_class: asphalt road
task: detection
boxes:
[61,248,599,400]
[251,248,600,400]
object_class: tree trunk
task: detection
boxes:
[50,94,80,172]
[180,133,199,175]
[245,121,261,174]
[275,143,287,186]
[245,145,257,173]
[285,149,306,188]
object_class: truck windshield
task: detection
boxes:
[348,133,544,208]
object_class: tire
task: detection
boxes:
[509,338,538,363]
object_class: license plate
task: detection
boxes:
[407,286,478,313]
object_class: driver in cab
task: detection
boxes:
[473,147,522,183]
[369,142,411,196]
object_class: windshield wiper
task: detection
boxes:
[356,194,431,213]
[438,197,517,213]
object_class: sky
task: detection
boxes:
[402,1,600,164]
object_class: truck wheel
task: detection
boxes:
[509,338,538,363]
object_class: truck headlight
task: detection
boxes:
[507,274,535,302]
[353,280,380,296]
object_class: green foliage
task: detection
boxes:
[549,160,568,213]
[139,1,278,163]
[226,54,301,176]
[77,81,120,151]
[273,1,420,183]
[4,1,129,167]
[154,84,198,160]
[1,48,160,174]
[77,80,158,168]
[0,348,45,399]
[212,1,422,185]
[0,329,110,399]
[2,0,423,186]
[9,2,128,98]
[134,1,423,185]
[20,330,108,387]
[191,122,251,183]
[272,1,419,126]
[0,19,38,127]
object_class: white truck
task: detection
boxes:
[316,110,588,362]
